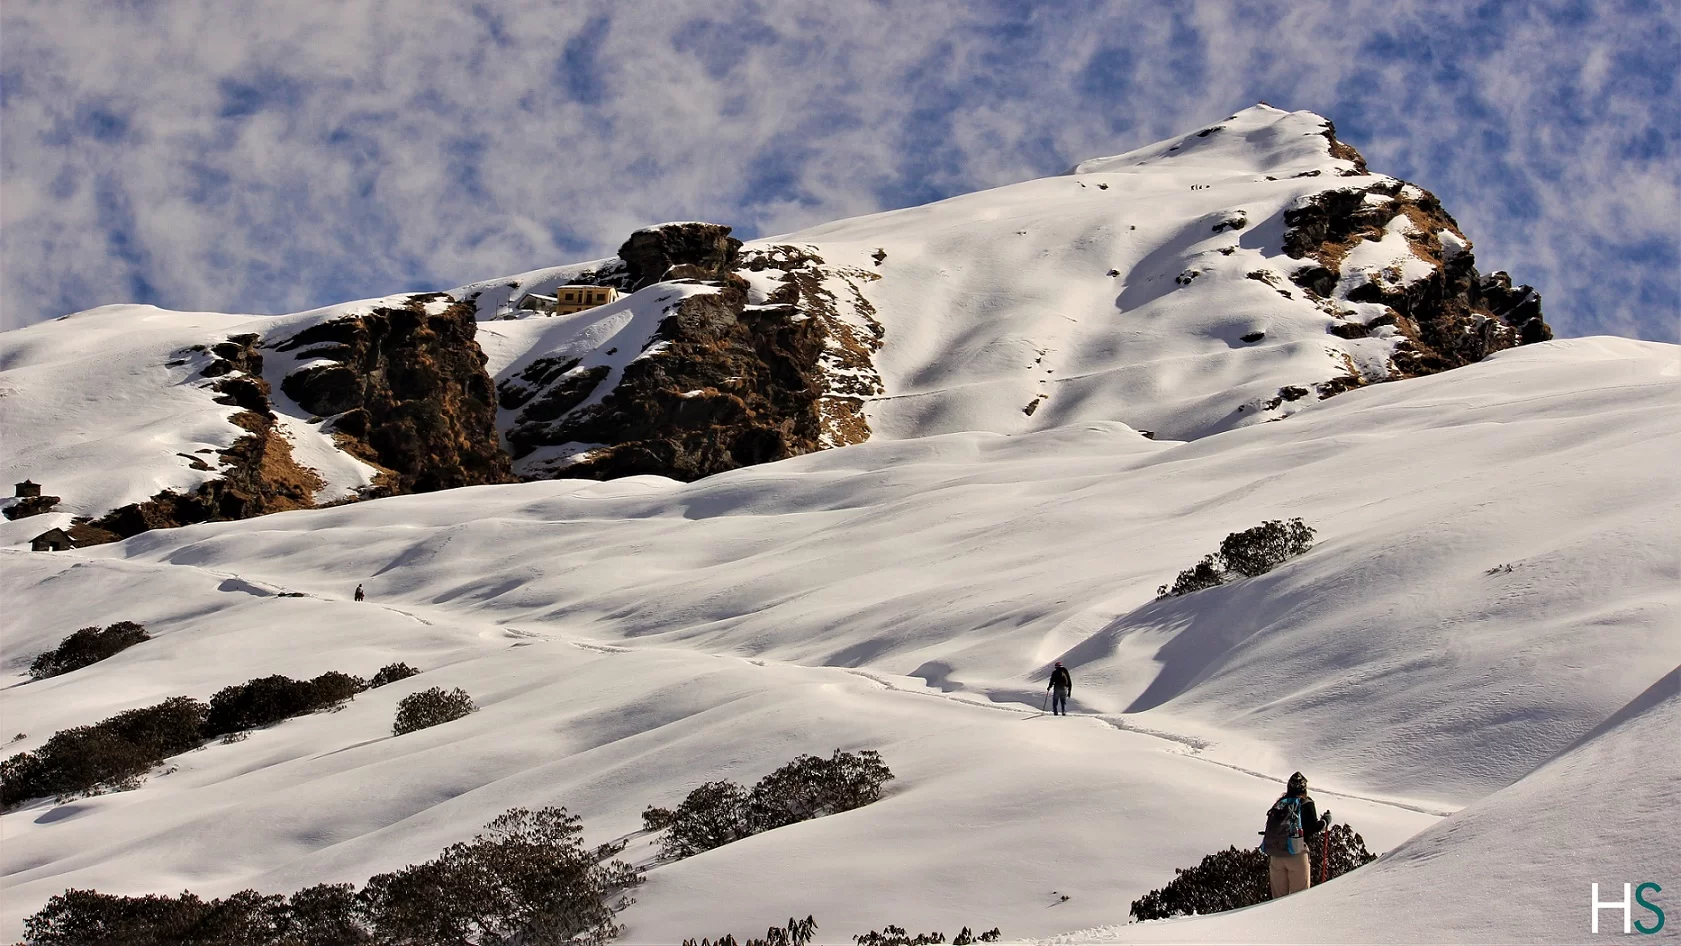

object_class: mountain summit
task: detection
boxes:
[0,105,1548,544]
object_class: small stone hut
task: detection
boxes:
[15,480,41,498]
[30,528,75,552]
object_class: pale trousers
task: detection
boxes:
[1268,851,1311,898]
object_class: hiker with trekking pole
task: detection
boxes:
[1047,661,1072,716]
[1260,771,1331,898]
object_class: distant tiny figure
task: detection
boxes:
[1261,771,1330,898]
[1048,661,1072,716]
[354,583,365,602]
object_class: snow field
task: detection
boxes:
[2,335,1676,941]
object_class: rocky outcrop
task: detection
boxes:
[276,296,513,495]
[74,297,512,543]
[502,241,884,482]
[88,335,323,541]
[3,495,61,520]
[1281,176,1551,385]
[616,222,743,291]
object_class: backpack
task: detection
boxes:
[1260,795,1305,856]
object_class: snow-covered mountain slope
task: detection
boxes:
[0,291,507,546]
[0,105,1548,541]
[1060,669,1680,944]
[3,336,1674,941]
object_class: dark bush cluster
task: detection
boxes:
[1129,823,1377,921]
[203,673,365,737]
[2,665,431,809]
[0,697,206,808]
[653,749,894,860]
[28,622,151,679]
[367,662,420,689]
[684,915,818,946]
[21,807,642,946]
[392,686,476,736]
[683,918,999,946]
[854,925,1001,945]
[1158,518,1316,598]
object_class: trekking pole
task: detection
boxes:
[1041,690,1051,713]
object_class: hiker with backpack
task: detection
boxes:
[1260,771,1330,898]
[1048,661,1073,716]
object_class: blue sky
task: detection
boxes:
[2,0,1676,340]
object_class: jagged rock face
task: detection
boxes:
[276,297,513,495]
[616,222,743,290]
[87,334,322,541]
[499,242,884,482]
[1282,176,1551,380]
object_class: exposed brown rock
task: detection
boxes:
[1282,179,1552,379]
[740,244,884,447]
[1320,119,1369,174]
[502,240,884,481]
[2,495,61,520]
[545,277,827,481]
[617,222,743,291]
[86,336,323,541]
[277,297,513,495]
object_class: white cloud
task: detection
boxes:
[1,0,1675,339]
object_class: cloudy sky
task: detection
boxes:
[2,0,1676,340]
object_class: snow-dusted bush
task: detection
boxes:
[658,781,753,859]
[366,661,420,689]
[392,686,476,736]
[683,915,818,946]
[853,925,1001,945]
[1128,823,1376,921]
[0,697,207,808]
[361,807,642,945]
[683,918,1000,946]
[1158,556,1225,598]
[203,672,364,736]
[28,621,151,680]
[21,807,640,946]
[641,804,677,831]
[1219,517,1317,578]
[1157,518,1316,598]
[746,749,894,832]
[654,750,895,860]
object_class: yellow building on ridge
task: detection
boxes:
[516,285,619,315]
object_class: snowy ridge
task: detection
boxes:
[2,105,1528,533]
[3,336,1676,941]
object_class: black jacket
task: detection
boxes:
[1049,667,1072,691]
